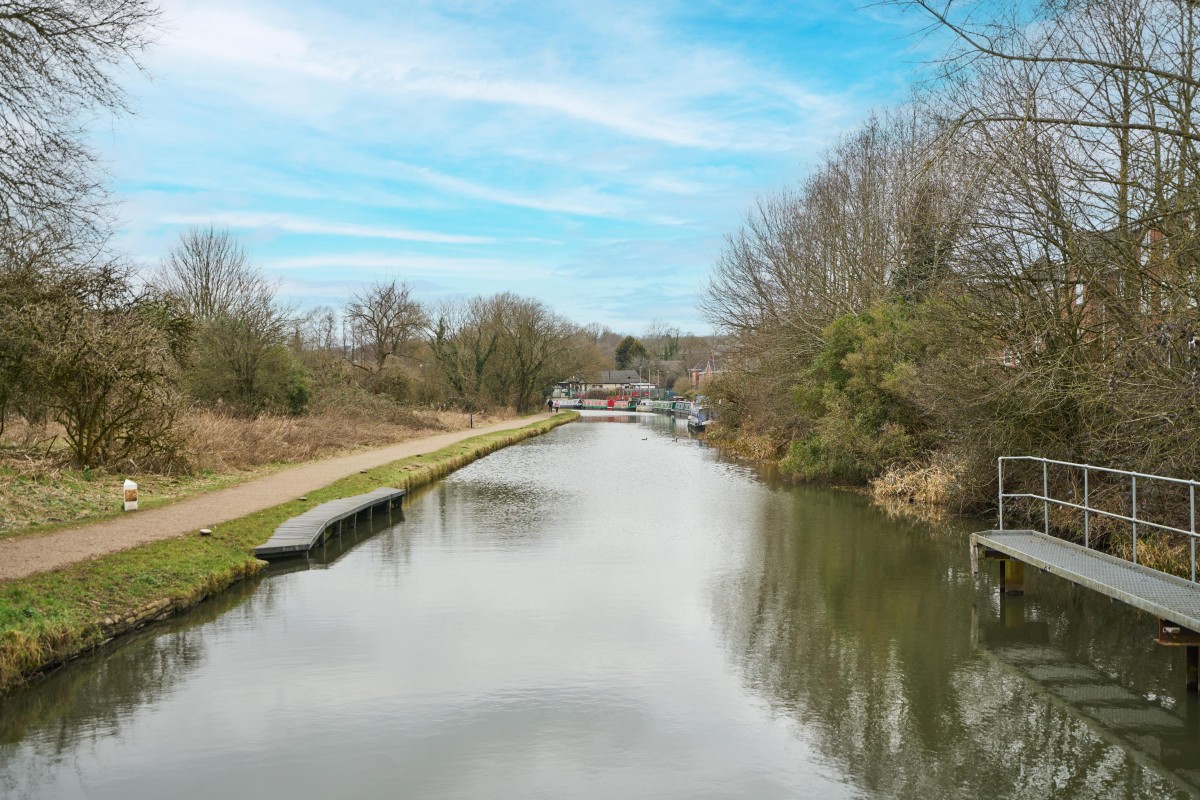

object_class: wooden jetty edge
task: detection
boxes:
[254,487,405,560]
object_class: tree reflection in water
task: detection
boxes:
[713,484,1200,799]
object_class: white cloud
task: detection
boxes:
[160,211,495,244]
[160,4,355,81]
[382,162,630,218]
[153,0,849,153]
[642,176,710,196]
[264,253,543,280]
[397,75,717,149]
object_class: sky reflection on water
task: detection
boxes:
[1,414,1197,798]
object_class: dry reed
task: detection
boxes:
[870,453,962,508]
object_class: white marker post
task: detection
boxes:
[123,479,139,511]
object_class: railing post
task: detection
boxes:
[1083,467,1090,548]
[1191,483,1196,583]
[998,459,1005,531]
[1132,475,1138,565]
[1043,460,1050,536]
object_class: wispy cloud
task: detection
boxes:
[155,0,852,153]
[380,162,631,219]
[264,253,544,281]
[104,0,923,331]
[395,75,720,150]
[161,211,495,244]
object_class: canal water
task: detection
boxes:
[1,413,1199,798]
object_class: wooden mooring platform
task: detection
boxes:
[254,488,405,560]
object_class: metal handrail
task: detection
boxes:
[998,456,1200,582]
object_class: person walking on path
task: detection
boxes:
[547,397,555,414]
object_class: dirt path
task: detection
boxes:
[0,414,555,582]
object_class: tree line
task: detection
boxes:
[703,0,1200,528]
[2,222,612,467]
[0,2,613,469]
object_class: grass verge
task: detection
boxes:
[0,467,265,541]
[0,407,505,540]
[0,411,577,694]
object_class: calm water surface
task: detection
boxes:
[2,413,1199,798]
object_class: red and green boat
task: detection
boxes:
[580,396,638,411]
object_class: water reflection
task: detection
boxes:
[268,505,407,575]
[716,484,1200,798]
[1,417,1198,799]
[0,576,261,750]
[978,604,1200,784]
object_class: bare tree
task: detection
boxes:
[345,279,426,371]
[425,293,584,412]
[643,320,681,360]
[426,296,502,411]
[159,226,266,321]
[0,239,184,466]
[0,1,158,235]
[31,295,184,467]
[492,293,580,412]
[160,226,300,413]
[904,0,1200,471]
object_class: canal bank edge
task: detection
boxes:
[0,412,578,694]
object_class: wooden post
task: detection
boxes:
[1189,646,1199,693]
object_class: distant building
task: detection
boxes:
[583,370,643,392]
[555,370,660,398]
[689,355,723,387]
[552,378,585,398]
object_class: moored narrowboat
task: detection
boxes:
[672,399,695,419]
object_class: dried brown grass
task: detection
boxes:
[870,453,963,508]
[0,403,514,535]
[181,406,489,472]
[705,425,787,462]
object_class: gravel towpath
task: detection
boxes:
[0,414,554,582]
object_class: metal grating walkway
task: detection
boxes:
[254,487,405,560]
[972,529,1200,631]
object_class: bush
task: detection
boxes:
[780,302,935,484]
[1,262,185,469]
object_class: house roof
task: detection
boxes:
[588,370,642,384]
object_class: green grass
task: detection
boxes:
[0,412,577,693]
[0,466,274,540]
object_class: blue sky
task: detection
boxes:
[99,0,934,333]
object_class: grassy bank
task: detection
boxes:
[0,467,258,541]
[0,412,577,694]
[0,407,500,540]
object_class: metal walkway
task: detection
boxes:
[972,529,1200,632]
[254,487,405,560]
